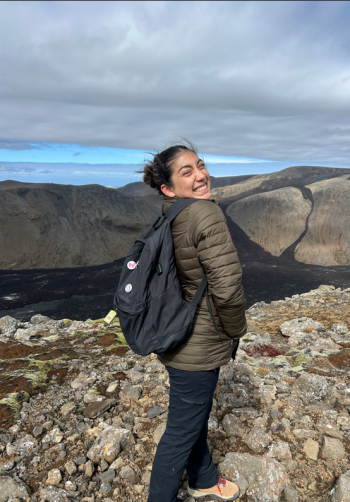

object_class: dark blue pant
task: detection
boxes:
[147,366,220,502]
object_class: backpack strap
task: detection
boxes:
[164,198,202,223]
[190,274,222,340]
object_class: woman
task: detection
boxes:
[141,143,247,501]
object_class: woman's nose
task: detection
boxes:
[194,168,206,180]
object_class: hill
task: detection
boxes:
[214,166,350,266]
[0,181,161,269]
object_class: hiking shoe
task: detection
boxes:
[187,478,240,500]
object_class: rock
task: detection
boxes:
[280,317,324,337]
[222,414,244,436]
[31,314,51,324]
[0,459,15,470]
[87,426,134,463]
[282,485,299,502]
[42,426,63,444]
[119,385,142,401]
[219,452,290,501]
[0,433,13,444]
[106,383,118,393]
[332,474,350,502]
[60,402,76,416]
[337,415,350,430]
[97,468,115,482]
[6,434,38,457]
[100,458,109,471]
[32,424,44,437]
[153,423,166,445]
[332,322,349,335]
[75,455,87,465]
[243,428,272,452]
[39,486,71,502]
[84,460,94,477]
[46,468,62,486]
[317,411,343,439]
[120,465,140,484]
[292,429,318,440]
[65,481,77,491]
[83,393,105,404]
[65,459,77,475]
[0,476,30,501]
[267,442,292,461]
[292,372,329,403]
[235,475,249,496]
[83,398,115,418]
[282,460,298,473]
[147,405,165,419]
[100,481,112,494]
[142,470,151,486]
[14,325,44,341]
[230,407,259,419]
[0,315,19,337]
[303,438,319,460]
[322,437,346,460]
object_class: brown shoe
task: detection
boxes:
[187,477,240,500]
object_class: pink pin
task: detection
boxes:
[127,261,137,270]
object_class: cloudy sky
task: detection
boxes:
[0,1,349,185]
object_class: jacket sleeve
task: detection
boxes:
[190,201,247,341]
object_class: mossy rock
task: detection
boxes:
[0,390,30,420]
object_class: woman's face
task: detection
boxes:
[161,150,211,200]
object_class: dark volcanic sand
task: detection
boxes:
[1,206,349,321]
[1,255,349,322]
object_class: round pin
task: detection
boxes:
[125,284,132,293]
[127,261,136,270]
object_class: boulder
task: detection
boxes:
[0,476,30,501]
[303,438,319,460]
[83,398,115,418]
[332,474,350,502]
[267,442,292,461]
[292,372,329,403]
[280,317,324,337]
[222,414,244,436]
[243,428,272,453]
[219,452,290,501]
[39,486,71,502]
[87,426,134,463]
[6,434,38,457]
[322,437,346,460]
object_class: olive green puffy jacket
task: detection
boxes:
[158,196,247,371]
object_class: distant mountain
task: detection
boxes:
[0,181,161,269]
[117,175,256,196]
[213,166,350,266]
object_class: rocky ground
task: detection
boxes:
[0,285,350,502]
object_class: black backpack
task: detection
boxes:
[113,198,220,356]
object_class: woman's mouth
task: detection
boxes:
[193,183,208,193]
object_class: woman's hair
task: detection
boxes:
[139,140,198,195]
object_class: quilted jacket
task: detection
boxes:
[158,196,247,371]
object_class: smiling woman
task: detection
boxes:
[139,141,247,501]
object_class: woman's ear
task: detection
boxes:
[161,184,175,197]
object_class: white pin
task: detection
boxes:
[127,261,137,270]
[125,284,132,293]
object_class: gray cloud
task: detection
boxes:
[0,140,40,151]
[0,1,349,163]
